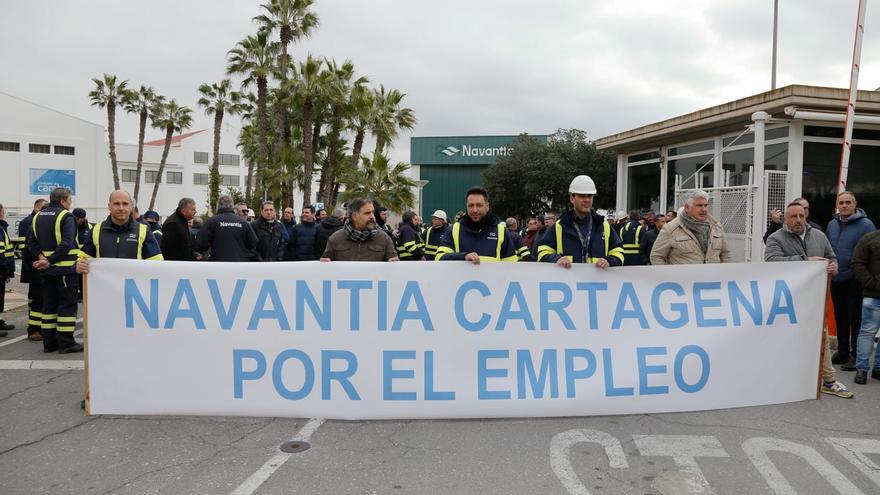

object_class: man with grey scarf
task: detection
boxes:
[650,190,731,265]
[320,198,399,262]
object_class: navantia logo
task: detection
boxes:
[436,145,460,157]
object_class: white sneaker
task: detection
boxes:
[821,381,854,399]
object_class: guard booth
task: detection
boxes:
[596,85,880,261]
[410,134,548,219]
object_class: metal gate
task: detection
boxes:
[673,169,788,262]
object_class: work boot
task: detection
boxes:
[27,332,42,342]
[855,370,868,384]
[872,370,880,381]
[841,357,857,371]
[831,351,848,365]
[58,343,84,354]
[0,320,13,331]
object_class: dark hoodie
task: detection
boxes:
[826,208,876,282]
[313,215,344,259]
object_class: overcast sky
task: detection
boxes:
[3,0,879,163]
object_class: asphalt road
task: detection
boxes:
[1,277,879,494]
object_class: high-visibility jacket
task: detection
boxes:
[423,224,448,259]
[79,216,164,260]
[620,220,646,265]
[435,215,518,262]
[0,219,15,277]
[396,222,424,260]
[27,202,80,275]
[507,229,531,261]
[536,210,624,266]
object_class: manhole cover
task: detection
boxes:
[280,441,311,453]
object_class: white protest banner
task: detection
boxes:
[86,258,826,419]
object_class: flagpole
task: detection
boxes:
[837,0,868,197]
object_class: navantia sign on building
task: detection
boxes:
[411,134,548,218]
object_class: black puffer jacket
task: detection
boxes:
[314,215,344,259]
[252,217,287,261]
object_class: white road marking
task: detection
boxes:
[634,435,728,495]
[0,318,83,348]
[230,418,325,495]
[0,360,83,370]
[827,437,880,489]
[550,429,629,495]
[743,437,864,495]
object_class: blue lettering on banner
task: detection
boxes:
[497,282,536,331]
[564,349,597,398]
[383,350,417,400]
[477,350,510,399]
[694,282,726,328]
[273,349,314,400]
[424,351,455,400]
[539,282,575,330]
[728,281,763,326]
[337,280,372,331]
[233,349,266,399]
[296,280,331,330]
[611,282,649,329]
[208,279,246,330]
[164,279,205,329]
[249,280,290,330]
[391,281,434,331]
[125,278,158,328]
[517,349,559,399]
[767,280,797,325]
[321,350,360,400]
[602,348,634,397]
[576,282,607,330]
[455,281,491,331]
[637,347,669,395]
[674,345,710,393]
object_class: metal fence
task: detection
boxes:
[674,169,788,262]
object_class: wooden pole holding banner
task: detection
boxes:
[818,276,833,399]
[836,0,867,197]
[82,272,90,415]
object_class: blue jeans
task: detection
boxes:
[856,297,880,371]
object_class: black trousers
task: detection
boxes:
[27,282,43,335]
[41,273,78,351]
[0,276,5,315]
[831,278,863,358]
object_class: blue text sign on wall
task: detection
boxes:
[29,168,76,195]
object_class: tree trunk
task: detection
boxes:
[134,110,147,201]
[331,181,341,210]
[149,125,173,211]
[373,137,385,160]
[351,128,365,169]
[209,109,224,212]
[319,108,343,204]
[108,103,120,190]
[251,76,269,206]
[301,98,314,207]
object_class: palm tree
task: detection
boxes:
[294,54,324,205]
[89,73,129,190]
[340,154,416,213]
[348,85,375,170]
[148,100,193,211]
[198,79,245,211]
[318,59,367,205]
[371,85,417,158]
[121,85,163,202]
[254,0,319,70]
[255,0,318,168]
[227,30,280,204]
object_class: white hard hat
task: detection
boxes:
[432,210,447,221]
[569,175,597,195]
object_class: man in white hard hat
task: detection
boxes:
[536,175,624,268]
[423,210,449,259]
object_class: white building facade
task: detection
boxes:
[0,91,323,235]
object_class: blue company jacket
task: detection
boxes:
[536,210,624,265]
[826,208,876,282]
[435,214,518,261]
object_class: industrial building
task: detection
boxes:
[596,84,880,261]
[410,134,548,218]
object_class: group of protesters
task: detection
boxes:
[3,175,880,401]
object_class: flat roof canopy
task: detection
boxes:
[595,85,880,154]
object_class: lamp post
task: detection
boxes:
[415,180,429,219]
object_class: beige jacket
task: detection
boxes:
[649,215,732,265]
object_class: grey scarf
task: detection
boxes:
[679,211,711,254]
[344,220,377,242]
